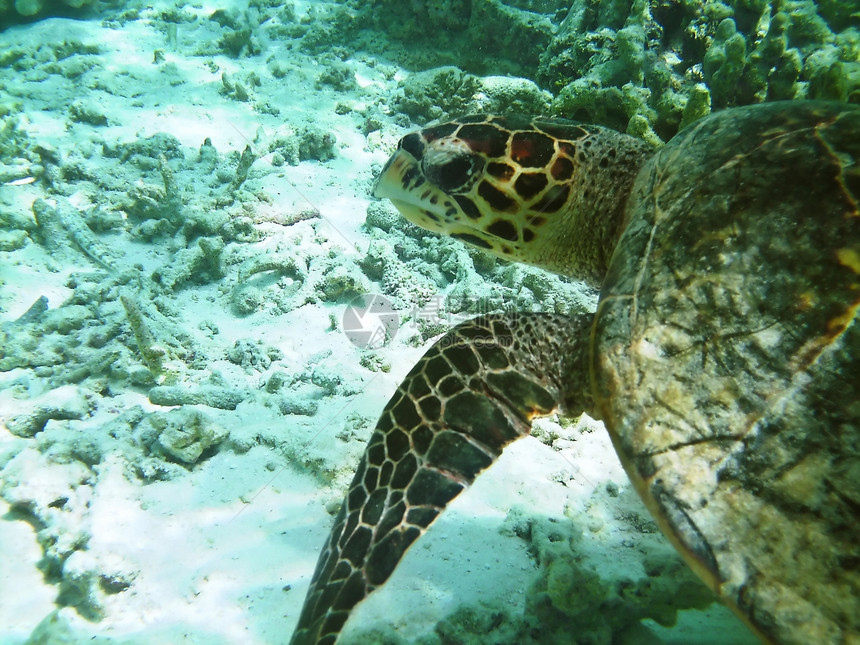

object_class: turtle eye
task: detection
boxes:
[399,133,424,159]
[422,151,485,193]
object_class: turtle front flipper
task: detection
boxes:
[290,312,593,645]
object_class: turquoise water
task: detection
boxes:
[0,1,855,644]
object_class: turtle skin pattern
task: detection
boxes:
[594,102,860,644]
[372,114,653,286]
[291,313,592,644]
[291,101,859,645]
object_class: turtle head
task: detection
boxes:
[374,115,653,287]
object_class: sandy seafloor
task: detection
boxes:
[0,2,762,644]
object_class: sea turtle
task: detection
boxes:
[291,101,860,645]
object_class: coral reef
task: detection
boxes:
[541,0,858,139]
[537,2,860,140]
[391,67,553,124]
[417,494,718,645]
[339,0,557,76]
[517,501,715,643]
[333,0,858,140]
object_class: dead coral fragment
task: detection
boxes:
[139,407,227,464]
[148,385,245,410]
[33,197,118,270]
[231,251,308,315]
[7,401,89,438]
[217,144,258,207]
[151,236,224,290]
[236,252,306,283]
[120,295,165,379]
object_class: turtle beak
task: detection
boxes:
[372,149,458,234]
[373,149,419,200]
[372,151,397,198]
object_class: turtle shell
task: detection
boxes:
[592,101,860,643]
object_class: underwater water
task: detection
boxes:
[0,1,856,643]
